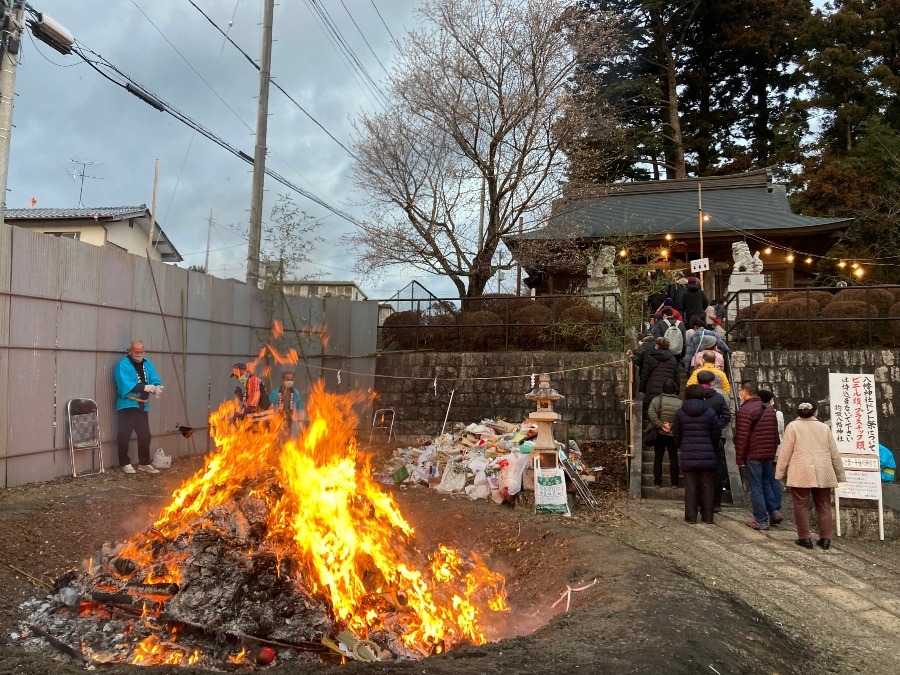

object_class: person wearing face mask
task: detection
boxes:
[114,340,164,474]
[231,362,272,421]
[270,371,304,436]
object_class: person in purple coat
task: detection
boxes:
[672,384,722,524]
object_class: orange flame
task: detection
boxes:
[107,336,506,659]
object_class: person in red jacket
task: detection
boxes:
[735,380,782,530]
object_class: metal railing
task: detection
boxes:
[377,292,626,352]
[725,284,900,350]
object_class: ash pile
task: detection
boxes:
[13,485,410,668]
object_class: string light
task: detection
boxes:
[659,248,669,258]
[851,262,859,269]
[665,233,672,241]
[764,247,772,255]
[805,257,813,264]
[855,267,864,278]
[786,253,795,262]
[618,248,627,258]
[838,261,847,268]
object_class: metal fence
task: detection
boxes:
[0,225,377,487]
[377,292,626,352]
[725,284,900,350]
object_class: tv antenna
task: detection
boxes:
[67,159,103,207]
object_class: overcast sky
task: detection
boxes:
[9,0,457,297]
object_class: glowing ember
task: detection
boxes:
[57,344,506,666]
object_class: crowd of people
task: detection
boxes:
[632,274,847,547]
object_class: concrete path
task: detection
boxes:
[618,500,900,675]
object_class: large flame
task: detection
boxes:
[115,374,506,660]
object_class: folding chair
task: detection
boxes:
[369,408,395,443]
[67,398,105,478]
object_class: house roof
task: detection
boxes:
[5,205,183,262]
[508,169,851,245]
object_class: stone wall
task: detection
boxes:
[373,352,628,443]
[375,350,900,449]
[729,350,900,450]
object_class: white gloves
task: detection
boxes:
[144,385,164,398]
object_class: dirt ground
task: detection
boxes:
[0,448,895,675]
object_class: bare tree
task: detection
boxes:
[348,0,619,299]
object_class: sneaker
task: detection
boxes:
[745,519,769,531]
[770,510,784,525]
[137,464,160,474]
[121,464,136,474]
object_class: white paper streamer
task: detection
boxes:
[337,369,342,385]
[531,373,537,388]
[433,377,438,396]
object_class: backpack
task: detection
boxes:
[663,319,684,356]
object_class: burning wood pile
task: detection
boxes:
[15,375,507,669]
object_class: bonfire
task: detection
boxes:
[18,335,507,668]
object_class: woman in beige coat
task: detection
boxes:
[775,397,846,550]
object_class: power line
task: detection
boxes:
[369,0,398,45]
[302,0,389,108]
[185,0,359,162]
[339,0,390,76]
[70,44,362,227]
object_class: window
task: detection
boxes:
[45,231,80,240]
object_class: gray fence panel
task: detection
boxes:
[99,248,136,309]
[8,296,56,349]
[6,349,56,485]
[323,298,352,356]
[211,275,235,324]
[131,314,166,353]
[232,283,254,328]
[57,303,99,352]
[163,264,189,318]
[132,256,162,314]
[186,270,212,320]
[58,237,100,304]
[97,307,135,353]
[10,228,58,299]
[0,227,9,482]
[350,301,378,357]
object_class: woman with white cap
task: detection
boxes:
[775,397,846,550]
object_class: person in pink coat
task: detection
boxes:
[775,397,847,550]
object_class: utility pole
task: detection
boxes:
[204,209,213,273]
[0,1,25,225]
[246,0,275,287]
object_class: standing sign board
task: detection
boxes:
[828,373,884,540]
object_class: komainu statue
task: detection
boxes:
[732,241,763,274]
[587,246,616,278]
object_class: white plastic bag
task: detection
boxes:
[151,448,172,469]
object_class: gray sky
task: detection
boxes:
[9,0,453,297]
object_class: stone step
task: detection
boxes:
[641,485,684,500]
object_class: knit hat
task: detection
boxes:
[700,335,717,350]
[688,276,698,283]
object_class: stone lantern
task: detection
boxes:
[525,373,563,469]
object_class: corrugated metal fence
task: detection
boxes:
[0,225,377,487]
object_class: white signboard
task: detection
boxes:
[836,470,882,501]
[690,257,710,273]
[829,372,884,540]
[828,373,878,455]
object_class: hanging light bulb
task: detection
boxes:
[805,257,813,264]
[619,248,627,258]
[665,233,673,241]
[786,253,795,263]
[764,247,772,255]
[854,267,864,278]
[660,248,669,258]
[851,262,859,269]
[838,261,847,269]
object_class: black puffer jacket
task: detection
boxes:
[682,280,709,325]
[673,398,721,472]
[639,349,679,397]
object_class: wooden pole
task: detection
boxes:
[149,158,159,253]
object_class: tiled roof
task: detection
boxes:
[511,170,851,242]
[5,205,148,219]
